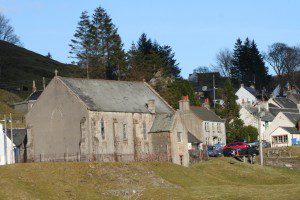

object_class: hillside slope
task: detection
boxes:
[0,40,83,96]
[0,89,24,127]
[0,158,299,199]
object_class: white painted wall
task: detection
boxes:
[269,127,300,147]
[239,107,272,140]
[264,112,295,143]
[235,87,257,106]
[202,121,226,145]
[0,124,15,165]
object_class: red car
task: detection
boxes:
[222,142,249,150]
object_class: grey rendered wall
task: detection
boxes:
[26,77,89,161]
[180,110,204,141]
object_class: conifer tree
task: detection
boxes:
[69,11,92,76]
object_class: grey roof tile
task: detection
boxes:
[282,112,300,124]
[59,77,173,113]
[281,127,300,134]
[150,114,174,133]
[191,107,223,122]
[273,97,297,109]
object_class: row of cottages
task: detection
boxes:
[178,96,226,149]
[25,76,189,166]
[239,93,300,147]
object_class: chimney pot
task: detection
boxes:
[179,96,190,111]
[147,99,155,114]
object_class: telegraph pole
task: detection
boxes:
[213,74,216,108]
[258,105,264,166]
[10,113,13,163]
[4,115,7,164]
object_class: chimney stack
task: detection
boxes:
[147,99,155,114]
[32,80,37,93]
[179,96,190,111]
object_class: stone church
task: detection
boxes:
[26,76,189,166]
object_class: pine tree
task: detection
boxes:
[128,33,180,81]
[69,11,92,73]
[231,38,269,90]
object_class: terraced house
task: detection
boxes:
[25,76,189,166]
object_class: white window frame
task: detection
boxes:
[205,122,210,132]
[217,123,221,133]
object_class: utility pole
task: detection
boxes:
[4,115,7,164]
[9,113,13,163]
[213,74,216,108]
[258,105,264,166]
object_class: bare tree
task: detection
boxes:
[0,13,21,45]
[193,66,211,73]
[213,48,233,77]
[266,43,300,91]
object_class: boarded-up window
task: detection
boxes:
[123,123,127,140]
[177,132,182,142]
[143,122,147,140]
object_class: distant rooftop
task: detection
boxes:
[273,97,297,109]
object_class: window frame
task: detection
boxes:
[122,123,127,140]
[177,131,183,143]
[272,135,288,144]
[204,122,210,132]
[143,121,147,140]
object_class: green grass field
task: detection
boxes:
[0,158,299,200]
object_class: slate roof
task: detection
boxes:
[282,112,300,124]
[59,77,173,113]
[288,93,300,104]
[244,86,257,96]
[269,108,299,117]
[281,127,300,134]
[149,114,175,133]
[244,107,276,122]
[6,128,27,146]
[191,106,223,122]
[273,97,297,109]
[188,132,201,144]
[26,90,43,101]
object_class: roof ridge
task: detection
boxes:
[58,76,145,84]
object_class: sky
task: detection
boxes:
[1,0,300,78]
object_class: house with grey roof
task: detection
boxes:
[178,96,226,147]
[26,76,189,166]
[235,84,258,106]
[264,111,300,147]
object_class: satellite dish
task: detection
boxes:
[202,86,207,91]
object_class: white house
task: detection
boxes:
[269,127,300,147]
[265,112,300,147]
[235,84,258,106]
[239,106,274,141]
[0,124,15,165]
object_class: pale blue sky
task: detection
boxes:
[1,0,300,78]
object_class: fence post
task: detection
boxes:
[64,153,66,162]
[39,154,42,162]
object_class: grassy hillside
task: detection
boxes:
[0,40,84,98]
[0,89,24,127]
[0,158,299,199]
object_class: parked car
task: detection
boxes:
[208,143,225,157]
[222,142,249,150]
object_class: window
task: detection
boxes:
[217,123,221,132]
[205,122,209,132]
[272,135,288,144]
[100,118,105,140]
[123,124,127,140]
[143,122,147,140]
[177,132,182,142]
[284,135,288,143]
[212,123,215,132]
[205,137,210,145]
